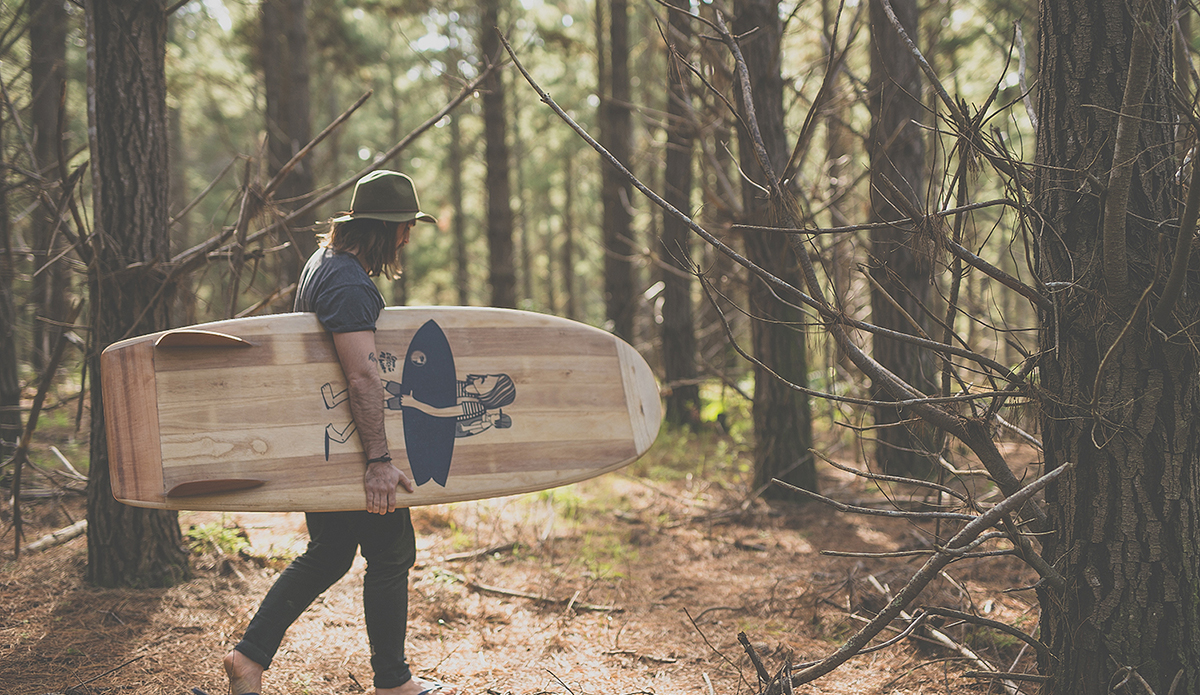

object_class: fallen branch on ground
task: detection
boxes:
[22,519,87,554]
[434,569,621,612]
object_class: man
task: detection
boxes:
[221,171,457,695]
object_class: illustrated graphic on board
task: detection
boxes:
[321,319,517,487]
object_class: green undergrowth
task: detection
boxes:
[185,521,252,556]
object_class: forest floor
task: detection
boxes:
[2,426,1044,695]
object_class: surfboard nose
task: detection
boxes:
[616,340,662,455]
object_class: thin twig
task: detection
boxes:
[922,606,1049,665]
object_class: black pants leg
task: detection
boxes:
[234,509,415,689]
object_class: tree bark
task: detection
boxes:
[733,0,816,500]
[262,0,314,287]
[661,0,700,427]
[29,0,71,375]
[84,0,190,588]
[598,0,636,341]
[867,0,939,478]
[0,107,18,449]
[480,0,516,309]
[1035,0,1200,691]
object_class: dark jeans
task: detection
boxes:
[235,509,416,689]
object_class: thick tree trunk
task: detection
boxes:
[867,0,939,478]
[262,0,314,287]
[480,0,516,309]
[598,0,636,341]
[84,0,190,588]
[661,0,699,427]
[29,0,70,374]
[1035,0,1200,691]
[733,0,816,500]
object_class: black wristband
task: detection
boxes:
[366,453,392,464]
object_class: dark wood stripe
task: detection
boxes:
[102,341,164,501]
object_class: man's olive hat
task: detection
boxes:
[331,170,437,224]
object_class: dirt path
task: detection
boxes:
[2,470,1038,694]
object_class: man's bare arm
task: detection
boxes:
[332,330,414,513]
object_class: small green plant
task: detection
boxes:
[575,532,638,580]
[186,522,250,556]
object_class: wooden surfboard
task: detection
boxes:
[101,306,662,512]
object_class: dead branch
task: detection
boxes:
[772,481,977,522]
[21,518,87,553]
[434,569,620,613]
[812,450,972,505]
[788,464,1069,687]
[169,155,238,228]
[922,605,1049,666]
[6,300,82,560]
[860,578,1024,695]
[198,67,494,265]
[439,541,522,563]
[1102,0,1157,301]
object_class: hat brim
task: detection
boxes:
[331,211,438,224]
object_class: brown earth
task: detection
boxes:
[1,439,1042,695]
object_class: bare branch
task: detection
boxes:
[789,463,1070,686]
[772,480,979,521]
[1102,0,1156,300]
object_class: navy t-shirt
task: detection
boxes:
[294,248,385,333]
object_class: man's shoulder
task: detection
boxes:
[296,248,377,314]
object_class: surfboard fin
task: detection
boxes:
[167,478,266,497]
[155,330,255,349]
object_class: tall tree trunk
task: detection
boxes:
[660,0,699,427]
[262,0,314,288]
[448,110,469,306]
[512,93,531,306]
[1038,0,1200,691]
[29,0,70,374]
[733,0,816,500]
[1035,0,1200,691]
[480,0,516,309]
[821,0,857,386]
[598,0,636,341]
[561,145,578,321]
[0,109,19,450]
[445,29,470,308]
[84,0,190,588]
[867,0,938,477]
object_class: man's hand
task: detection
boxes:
[364,460,414,514]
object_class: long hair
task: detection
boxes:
[468,374,516,409]
[318,217,400,278]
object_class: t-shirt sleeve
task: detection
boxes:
[311,281,385,333]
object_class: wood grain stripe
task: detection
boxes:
[102,340,164,502]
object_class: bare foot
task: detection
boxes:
[375,675,458,695]
[223,649,264,695]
